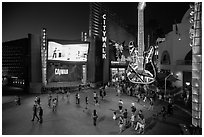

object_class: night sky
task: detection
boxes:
[2,2,190,42]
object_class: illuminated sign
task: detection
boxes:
[102,14,107,59]
[55,69,68,75]
[48,41,89,62]
[41,28,47,85]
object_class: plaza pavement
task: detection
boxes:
[2,87,192,135]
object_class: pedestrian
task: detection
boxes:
[78,93,80,105]
[61,88,65,100]
[135,111,145,134]
[113,111,117,120]
[48,93,52,108]
[76,93,78,104]
[56,93,59,106]
[85,96,88,109]
[52,98,57,111]
[92,109,98,126]
[15,96,21,105]
[95,94,99,106]
[161,106,166,120]
[118,99,123,113]
[167,102,173,115]
[93,91,97,105]
[118,116,124,133]
[103,87,107,97]
[143,95,147,107]
[99,88,103,100]
[136,94,140,103]
[123,109,128,127]
[38,106,43,123]
[66,90,70,103]
[131,103,136,115]
[31,104,39,121]
[130,113,135,128]
[78,85,81,92]
[148,98,154,110]
[37,96,41,105]
[117,85,121,97]
[34,96,38,104]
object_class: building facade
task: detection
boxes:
[2,3,136,93]
[158,8,192,88]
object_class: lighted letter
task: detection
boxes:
[102,14,106,20]
[102,36,107,42]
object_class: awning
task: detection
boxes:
[167,75,180,82]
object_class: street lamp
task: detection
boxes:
[164,72,173,99]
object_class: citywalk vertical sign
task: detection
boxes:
[41,28,47,86]
[102,13,109,83]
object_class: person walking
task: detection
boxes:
[143,95,147,107]
[93,91,97,105]
[78,93,80,105]
[118,99,123,113]
[103,87,106,98]
[66,90,70,103]
[48,93,52,108]
[15,96,21,105]
[78,85,81,92]
[135,113,145,134]
[76,93,79,104]
[34,96,38,104]
[92,109,98,126]
[161,106,167,120]
[95,94,99,106]
[131,103,136,115]
[123,109,128,127]
[118,116,124,133]
[52,98,57,111]
[148,98,154,110]
[38,106,43,124]
[113,111,117,120]
[85,96,88,109]
[130,113,135,128]
[99,88,103,100]
[31,104,39,121]
[37,96,41,106]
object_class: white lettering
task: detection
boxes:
[102,14,107,59]
[102,48,106,53]
[55,69,68,75]
[103,25,106,31]
[102,31,106,36]
[102,14,106,19]
[102,54,106,59]
[102,43,106,48]
[102,36,107,42]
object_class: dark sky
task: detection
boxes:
[2,2,190,42]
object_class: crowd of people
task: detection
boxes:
[10,77,178,134]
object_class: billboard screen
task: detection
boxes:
[47,62,83,83]
[48,41,89,62]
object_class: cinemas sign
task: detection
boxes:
[55,68,68,75]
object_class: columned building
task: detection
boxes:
[158,8,192,88]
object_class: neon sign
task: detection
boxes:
[41,28,47,85]
[55,69,68,75]
[102,14,107,59]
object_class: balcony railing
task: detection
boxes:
[176,60,192,65]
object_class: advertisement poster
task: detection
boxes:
[47,62,83,83]
[48,41,89,62]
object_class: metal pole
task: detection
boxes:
[165,77,167,99]
[165,73,173,99]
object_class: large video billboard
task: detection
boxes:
[47,62,83,83]
[48,41,89,62]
